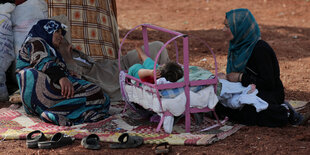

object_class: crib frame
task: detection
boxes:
[118,24,224,133]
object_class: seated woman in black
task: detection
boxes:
[216,8,305,127]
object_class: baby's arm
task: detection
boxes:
[138,69,161,79]
[138,69,154,79]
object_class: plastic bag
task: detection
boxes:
[0,3,16,101]
[0,3,15,72]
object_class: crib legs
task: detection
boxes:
[154,110,228,133]
[156,115,165,132]
[121,90,225,133]
[200,116,229,132]
[156,111,174,132]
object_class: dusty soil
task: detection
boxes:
[1,0,310,154]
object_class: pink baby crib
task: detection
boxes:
[118,24,226,133]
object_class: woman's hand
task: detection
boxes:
[59,77,74,99]
[59,38,74,63]
[218,72,227,79]
[227,72,243,82]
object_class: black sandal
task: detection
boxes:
[155,142,171,154]
[26,130,47,148]
[109,133,144,149]
[38,132,75,149]
[81,134,101,150]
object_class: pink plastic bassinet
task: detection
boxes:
[118,24,226,133]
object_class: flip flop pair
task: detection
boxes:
[26,130,75,149]
[81,133,143,150]
[26,130,48,148]
[109,133,144,149]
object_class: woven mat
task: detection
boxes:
[0,100,307,145]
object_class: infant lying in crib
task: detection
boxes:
[128,46,184,83]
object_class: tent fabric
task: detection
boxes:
[46,0,119,60]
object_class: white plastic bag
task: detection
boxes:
[0,3,16,101]
[11,0,48,55]
[0,3,15,72]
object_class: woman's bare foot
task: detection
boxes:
[9,94,22,104]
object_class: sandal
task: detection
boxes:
[109,133,144,149]
[155,142,171,154]
[81,134,101,150]
[38,132,75,149]
[26,130,47,148]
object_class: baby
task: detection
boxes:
[218,72,256,94]
[217,72,268,112]
[128,46,183,84]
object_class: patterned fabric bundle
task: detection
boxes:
[16,19,110,126]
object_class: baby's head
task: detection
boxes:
[160,61,183,82]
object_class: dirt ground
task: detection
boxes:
[1,0,310,154]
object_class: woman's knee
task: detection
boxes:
[150,41,164,47]
[148,41,170,64]
[17,68,39,85]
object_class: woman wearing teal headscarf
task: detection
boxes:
[216,8,305,127]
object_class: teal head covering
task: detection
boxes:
[226,8,261,74]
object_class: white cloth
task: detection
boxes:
[218,79,268,112]
[0,3,15,17]
[156,77,171,84]
[125,84,218,116]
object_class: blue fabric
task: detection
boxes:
[27,19,66,49]
[26,19,66,62]
[16,38,63,72]
[226,8,261,74]
[177,66,214,82]
[17,68,110,126]
[128,57,158,79]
